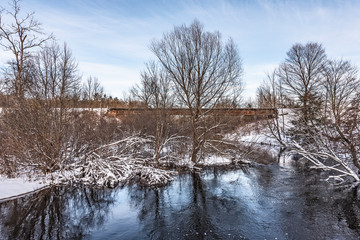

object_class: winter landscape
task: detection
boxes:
[0,0,360,239]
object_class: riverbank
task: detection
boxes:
[0,155,255,201]
[2,161,359,239]
[0,175,49,202]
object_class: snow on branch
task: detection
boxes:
[53,134,180,188]
[290,141,360,183]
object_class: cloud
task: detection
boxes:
[1,0,360,99]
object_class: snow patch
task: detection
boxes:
[199,155,232,166]
[0,176,48,201]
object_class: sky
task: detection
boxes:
[1,0,360,100]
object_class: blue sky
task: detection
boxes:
[1,0,360,100]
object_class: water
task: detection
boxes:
[0,160,360,240]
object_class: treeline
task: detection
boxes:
[0,93,126,108]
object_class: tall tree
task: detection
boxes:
[132,61,172,109]
[321,59,360,173]
[278,42,327,126]
[0,0,52,98]
[257,70,287,148]
[32,42,81,104]
[132,61,174,164]
[264,43,360,183]
[150,20,243,163]
[291,60,360,183]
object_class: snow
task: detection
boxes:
[0,175,48,201]
[74,108,108,114]
[239,131,274,145]
[200,155,232,165]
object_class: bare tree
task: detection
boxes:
[259,44,360,184]
[150,20,243,164]
[82,76,104,108]
[257,70,287,147]
[277,57,360,184]
[0,0,52,98]
[278,42,327,126]
[132,61,173,109]
[32,42,80,101]
[257,71,280,109]
[320,59,360,175]
[131,61,177,164]
[32,42,60,99]
[58,43,80,103]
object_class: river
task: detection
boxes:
[0,159,359,239]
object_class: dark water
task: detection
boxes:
[1,160,360,240]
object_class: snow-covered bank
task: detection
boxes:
[0,154,251,201]
[0,176,48,201]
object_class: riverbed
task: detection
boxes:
[0,159,359,239]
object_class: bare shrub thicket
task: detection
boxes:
[0,105,121,176]
[0,41,121,176]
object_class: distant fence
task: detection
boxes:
[107,107,277,119]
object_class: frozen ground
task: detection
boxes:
[0,175,48,201]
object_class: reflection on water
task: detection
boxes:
[1,160,360,240]
[0,186,117,239]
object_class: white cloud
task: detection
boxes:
[1,0,360,99]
